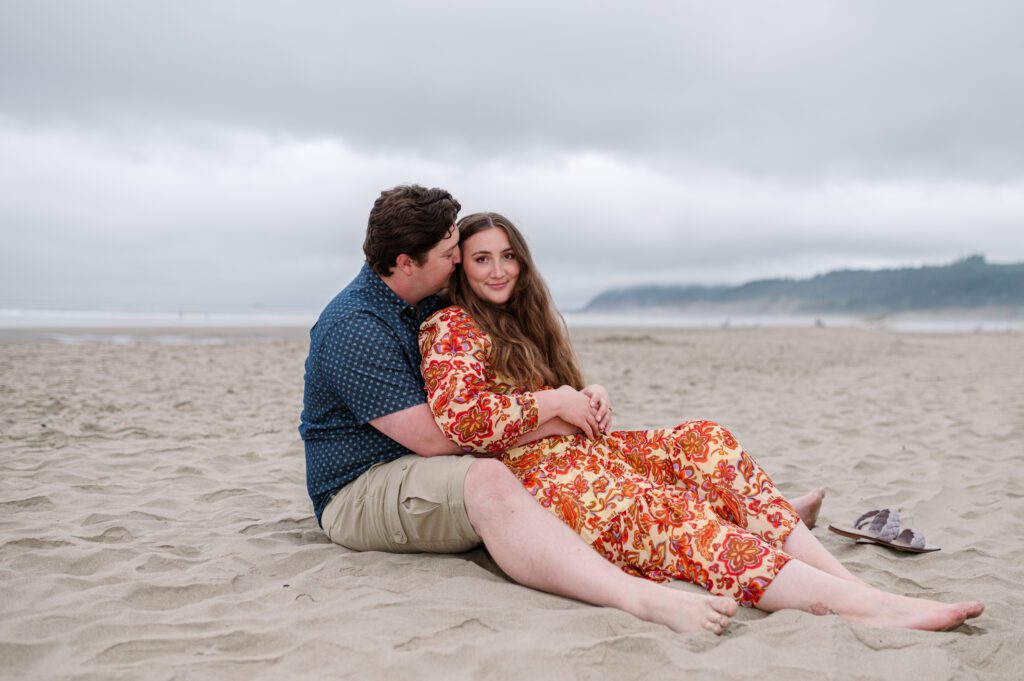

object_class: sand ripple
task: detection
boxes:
[2,331,1022,679]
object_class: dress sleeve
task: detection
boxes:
[419,307,540,453]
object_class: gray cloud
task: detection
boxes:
[1,1,1022,312]
[4,1,1023,179]
[2,125,1019,309]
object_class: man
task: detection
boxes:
[299,185,734,635]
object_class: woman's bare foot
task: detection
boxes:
[789,487,826,528]
[759,558,983,632]
[844,592,985,631]
[634,586,738,635]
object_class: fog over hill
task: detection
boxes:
[582,256,1024,314]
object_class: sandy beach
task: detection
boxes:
[2,326,1022,680]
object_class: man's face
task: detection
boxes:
[412,225,460,295]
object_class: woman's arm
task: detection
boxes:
[465,416,581,456]
[420,309,601,453]
[419,309,537,453]
[534,386,601,438]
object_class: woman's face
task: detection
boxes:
[461,227,520,307]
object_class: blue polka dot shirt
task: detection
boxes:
[299,263,443,524]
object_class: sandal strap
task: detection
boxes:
[854,509,883,530]
[867,509,901,541]
[893,528,926,549]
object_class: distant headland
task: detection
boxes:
[581,256,1024,314]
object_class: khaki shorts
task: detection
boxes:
[321,454,481,553]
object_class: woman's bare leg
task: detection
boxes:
[464,459,737,635]
[782,522,865,584]
[757,559,984,631]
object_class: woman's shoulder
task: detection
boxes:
[420,305,490,357]
[422,305,482,332]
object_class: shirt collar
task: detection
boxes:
[358,263,434,322]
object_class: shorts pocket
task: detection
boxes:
[396,475,448,547]
[401,496,442,515]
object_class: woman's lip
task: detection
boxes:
[487,282,508,288]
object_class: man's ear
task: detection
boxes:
[394,254,416,277]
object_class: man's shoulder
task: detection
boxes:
[313,304,392,347]
[311,275,393,345]
[319,269,374,316]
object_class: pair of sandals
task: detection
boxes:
[827,508,940,553]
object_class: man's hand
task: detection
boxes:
[370,404,464,457]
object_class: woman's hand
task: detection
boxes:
[555,385,601,438]
[581,384,613,433]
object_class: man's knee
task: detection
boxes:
[464,458,523,514]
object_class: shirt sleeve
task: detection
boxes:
[313,312,426,424]
[419,308,540,453]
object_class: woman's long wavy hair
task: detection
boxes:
[450,212,585,390]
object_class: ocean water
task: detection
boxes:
[0,308,319,328]
[563,311,1024,333]
[0,308,1020,344]
[0,308,317,344]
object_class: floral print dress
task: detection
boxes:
[419,306,799,606]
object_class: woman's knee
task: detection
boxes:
[680,420,738,446]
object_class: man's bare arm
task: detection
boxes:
[370,403,464,457]
[372,403,576,458]
[512,417,579,448]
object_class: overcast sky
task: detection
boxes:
[2,1,1022,310]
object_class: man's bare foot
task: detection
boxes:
[790,487,826,529]
[843,593,984,631]
[633,586,738,635]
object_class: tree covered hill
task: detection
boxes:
[582,256,1024,314]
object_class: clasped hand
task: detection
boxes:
[556,384,614,438]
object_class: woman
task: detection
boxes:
[419,212,983,631]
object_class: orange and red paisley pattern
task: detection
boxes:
[419,306,799,606]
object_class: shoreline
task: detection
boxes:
[0,326,312,345]
[2,306,1023,339]
[0,320,1020,346]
